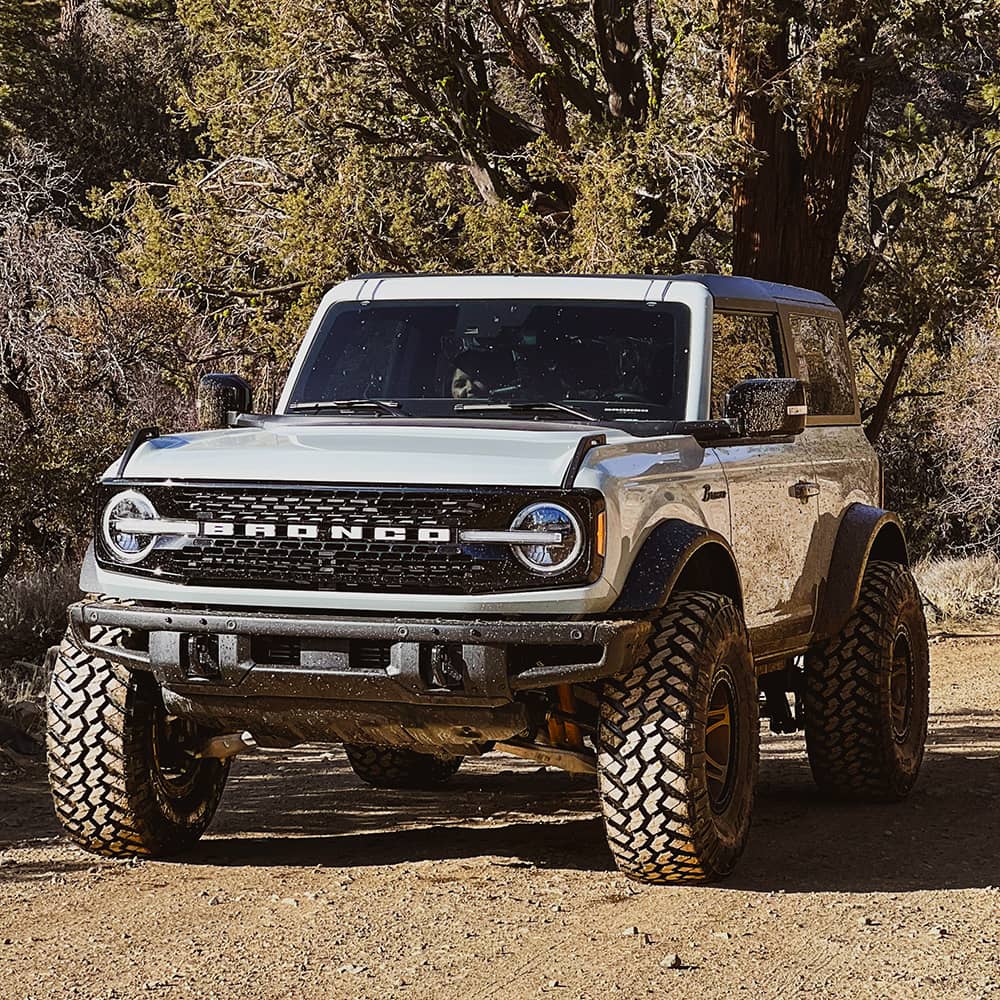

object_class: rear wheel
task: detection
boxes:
[345,745,463,789]
[597,591,758,884]
[803,560,930,800]
[47,627,230,857]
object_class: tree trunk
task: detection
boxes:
[719,2,877,295]
[487,1,571,148]
[865,328,919,444]
[592,1,646,121]
[721,4,804,280]
[61,0,83,35]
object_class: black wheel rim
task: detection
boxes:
[890,628,914,742]
[150,709,203,800]
[706,671,738,813]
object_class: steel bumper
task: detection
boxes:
[69,600,650,708]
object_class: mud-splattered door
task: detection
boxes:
[708,310,822,637]
[784,311,879,582]
[714,438,821,635]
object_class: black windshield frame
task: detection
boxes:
[286,298,693,422]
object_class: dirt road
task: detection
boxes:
[1,634,999,1000]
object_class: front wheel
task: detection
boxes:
[47,627,230,857]
[597,591,758,884]
[803,560,929,800]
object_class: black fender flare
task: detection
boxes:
[813,503,909,640]
[608,519,743,615]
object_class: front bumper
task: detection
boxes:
[69,601,649,750]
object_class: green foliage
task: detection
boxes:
[0,0,998,592]
[10,6,197,190]
[116,0,737,357]
[0,2,60,142]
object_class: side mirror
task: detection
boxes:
[724,378,807,438]
[196,373,253,430]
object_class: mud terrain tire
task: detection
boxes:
[47,627,230,857]
[597,591,758,884]
[345,745,463,788]
[803,560,929,800]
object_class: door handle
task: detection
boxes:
[790,481,820,502]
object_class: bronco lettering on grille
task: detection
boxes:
[202,522,453,543]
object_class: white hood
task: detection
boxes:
[113,419,634,487]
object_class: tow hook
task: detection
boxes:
[196,731,258,760]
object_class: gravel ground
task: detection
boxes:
[1,633,998,1000]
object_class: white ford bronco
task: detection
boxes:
[47,274,930,883]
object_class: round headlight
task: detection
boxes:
[101,490,158,564]
[511,503,583,575]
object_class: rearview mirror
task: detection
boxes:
[724,378,807,438]
[197,373,253,430]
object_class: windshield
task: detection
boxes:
[286,299,692,420]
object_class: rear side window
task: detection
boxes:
[710,312,783,418]
[789,313,855,418]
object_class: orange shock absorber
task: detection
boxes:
[546,709,566,746]
[549,684,583,749]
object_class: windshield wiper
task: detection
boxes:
[289,398,408,417]
[453,400,598,422]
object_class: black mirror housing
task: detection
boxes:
[724,378,807,438]
[197,373,253,430]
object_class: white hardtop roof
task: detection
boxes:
[344,273,689,303]
[322,272,835,310]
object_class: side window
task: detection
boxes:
[788,313,855,417]
[710,312,783,419]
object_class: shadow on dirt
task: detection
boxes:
[731,719,1000,893]
[202,752,608,871]
[0,767,55,848]
[191,713,1000,892]
[3,714,999,893]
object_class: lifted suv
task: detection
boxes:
[47,274,929,883]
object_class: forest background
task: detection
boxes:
[1,0,999,681]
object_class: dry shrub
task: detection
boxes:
[931,311,1000,550]
[0,562,79,714]
[0,660,48,726]
[914,553,1000,625]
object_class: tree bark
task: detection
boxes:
[592,1,646,121]
[865,327,919,444]
[488,1,571,148]
[719,2,878,295]
[60,0,83,35]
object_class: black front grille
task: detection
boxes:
[96,482,601,595]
